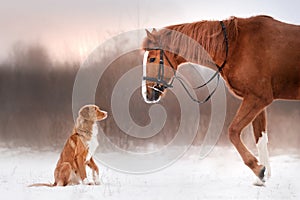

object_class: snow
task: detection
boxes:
[0,146,299,200]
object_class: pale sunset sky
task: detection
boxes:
[0,0,299,62]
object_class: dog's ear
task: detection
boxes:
[79,106,90,120]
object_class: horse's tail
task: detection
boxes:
[28,182,55,187]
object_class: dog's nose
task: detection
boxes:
[101,111,108,119]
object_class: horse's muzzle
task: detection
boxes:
[147,84,165,102]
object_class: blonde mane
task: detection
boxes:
[143,17,238,67]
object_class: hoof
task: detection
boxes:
[94,181,101,185]
[258,166,266,182]
[253,166,267,186]
[253,178,265,187]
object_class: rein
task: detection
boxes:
[143,21,229,104]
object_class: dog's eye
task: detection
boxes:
[149,58,156,63]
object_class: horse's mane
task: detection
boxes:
[143,17,239,67]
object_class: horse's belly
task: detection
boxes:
[272,70,300,100]
[273,86,300,100]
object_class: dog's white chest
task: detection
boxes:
[86,123,99,161]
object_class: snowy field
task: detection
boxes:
[0,146,299,200]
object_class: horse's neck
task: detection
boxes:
[172,20,233,71]
[175,55,220,72]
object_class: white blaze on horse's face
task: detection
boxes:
[142,51,154,103]
[142,51,161,103]
[142,50,174,104]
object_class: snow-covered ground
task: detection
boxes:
[0,146,299,200]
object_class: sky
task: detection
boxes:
[0,0,299,62]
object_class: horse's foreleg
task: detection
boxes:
[252,110,271,179]
[229,96,271,181]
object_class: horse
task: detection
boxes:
[141,15,300,184]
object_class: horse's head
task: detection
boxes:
[142,29,183,103]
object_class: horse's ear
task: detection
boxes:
[145,29,157,42]
[145,29,151,37]
[152,28,158,33]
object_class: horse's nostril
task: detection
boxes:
[146,93,151,100]
[146,89,161,101]
[146,84,166,101]
[153,90,161,101]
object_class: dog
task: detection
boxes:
[29,104,107,187]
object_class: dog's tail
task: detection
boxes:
[28,183,55,187]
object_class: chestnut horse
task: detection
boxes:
[142,15,300,184]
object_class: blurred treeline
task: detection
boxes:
[0,43,78,148]
[0,42,299,151]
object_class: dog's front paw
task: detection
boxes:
[93,174,101,185]
[82,178,98,185]
[94,178,101,185]
[82,178,90,185]
[94,180,101,185]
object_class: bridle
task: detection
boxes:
[142,21,229,104]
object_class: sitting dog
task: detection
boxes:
[29,104,107,187]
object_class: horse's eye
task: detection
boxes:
[149,58,156,63]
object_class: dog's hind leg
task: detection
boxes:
[54,162,72,186]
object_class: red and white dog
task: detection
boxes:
[29,104,107,186]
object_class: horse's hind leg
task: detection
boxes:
[229,95,272,182]
[252,110,266,143]
[252,110,271,180]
